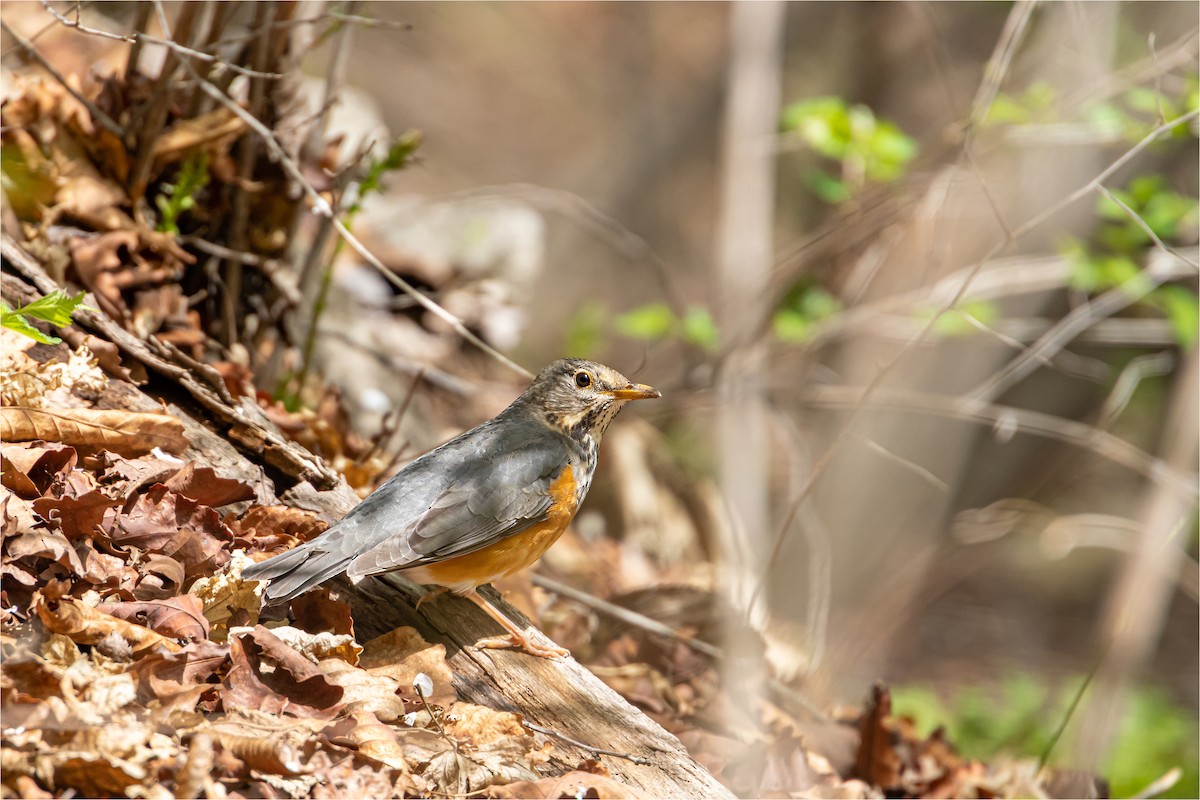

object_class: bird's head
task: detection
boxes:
[523,358,660,441]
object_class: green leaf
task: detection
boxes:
[1096,188,1134,221]
[774,285,842,342]
[865,121,918,182]
[773,308,813,342]
[14,289,91,326]
[0,300,61,344]
[982,92,1031,126]
[781,97,852,159]
[680,307,719,350]
[154,151,210,235]
[615,303,676,341]
[1085,102,1128,138]
[1150,285,1199,350]
[806,169,851,205]
[1141,191,1199,241]
[347,130,423,218]
[930,300,999,337]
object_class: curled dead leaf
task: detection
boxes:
[0,442,78,499]
[210,731,302,775]
[290,589,354,637]
[35,594,181,654]
[151,107,247,171]
[97,595,209,643]
[223,625,344,718]
[110,485,231,580]
[1,407,187,456]
[265,624,361,665]
[43,753,146,797]
[4,528,85,575]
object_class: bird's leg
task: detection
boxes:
[462,588,569,660]
[414,586,449,612]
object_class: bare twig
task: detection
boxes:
[1098,351,1176,426]
[0,18,124,137]
[521,720,651,766]
[1131,768,1183,800]
[1096,184,1200,271]
[967,0,1039,131]
[850,433,950,493]
[39,1,282,79]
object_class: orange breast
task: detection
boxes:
[405,465,578,593]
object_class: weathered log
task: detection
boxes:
[2,239,734,799]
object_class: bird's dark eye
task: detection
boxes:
[574,371,592,389]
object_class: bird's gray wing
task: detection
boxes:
[345,420,571,580]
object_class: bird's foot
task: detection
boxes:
[476,629,570,660]
[414,586,449,612]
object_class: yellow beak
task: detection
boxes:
[604,383,661,401]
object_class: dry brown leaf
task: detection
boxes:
[4,528,85,575]
[151,107,247,170]
[97,595,209,643]
[415,702,554,795]
[32,490,121,540]
[188,550,263,639]
[223,625,344,719]
[56,172,132,231]
[110,485,231,580]
[0,407,187,456]
[35,594,181,654]
[360,626,456,706]
[1,491,40,539]
[132,638,230,706]
[854,684,901,791]
[43,753,147,796]
[317,658,407,723]
[163,463,255,508]
[209,731,303,775]
[266,624,361,665]
[230,505,328,556]
[95,450,184,496]
[0,442,78,499]
[321,710,409,770]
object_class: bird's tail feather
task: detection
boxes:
[242,541,351,605]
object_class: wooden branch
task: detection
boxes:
[0,243,733,799]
